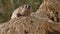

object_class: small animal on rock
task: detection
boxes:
[11,5,30,19]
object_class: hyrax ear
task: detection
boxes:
[27,5,30,9]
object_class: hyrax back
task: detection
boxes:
[11,5,30,19]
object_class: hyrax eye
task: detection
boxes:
[25,5,27,8]
[27,5,30,9]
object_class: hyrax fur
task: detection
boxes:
[11,5,30,19]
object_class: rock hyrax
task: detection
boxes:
[11,5,30,19]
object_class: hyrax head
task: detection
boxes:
[11,5,30,19]
[18,5,30,17]
[23,5,30,9]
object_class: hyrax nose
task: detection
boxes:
[24,5,30,9]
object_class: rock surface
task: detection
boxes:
[0,0,60,34]
[32,0,60,22]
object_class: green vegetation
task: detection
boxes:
[0,0,42,23]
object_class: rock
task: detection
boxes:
[0,16,41,34]
[31,0,60,22]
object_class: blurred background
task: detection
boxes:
[0,0,42,23]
